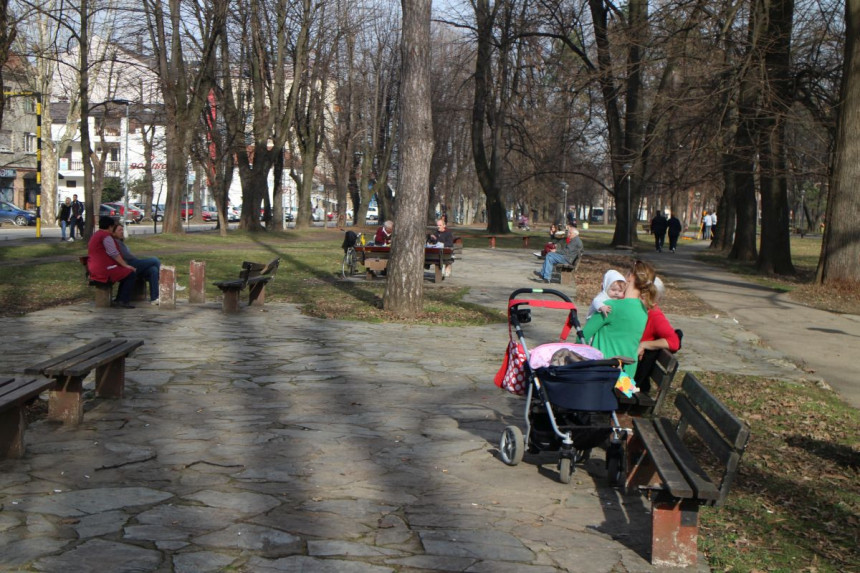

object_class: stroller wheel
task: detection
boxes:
[558,457,573,484]
[606,449,625,487]
[499,425,524,466]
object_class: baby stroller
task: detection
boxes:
[494,287,630,485]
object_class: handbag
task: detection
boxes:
[494,339,528,395]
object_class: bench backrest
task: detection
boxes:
[242,258,280,280]
[674,373,751,507]
[643,349,679,414]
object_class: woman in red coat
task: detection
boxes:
[87,216,138,308]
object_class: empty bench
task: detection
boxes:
[24,338,145,426]
[214,258,280,313]
[625,373,751,568]
[0,376,54,458]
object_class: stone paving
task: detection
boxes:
[0,246,815,572]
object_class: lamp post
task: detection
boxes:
[109,99,131,224]
[561,181,568,226]
[622,163,632,246]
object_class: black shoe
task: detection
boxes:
[533,270,543,278]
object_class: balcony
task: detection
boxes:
[63,160,123,175]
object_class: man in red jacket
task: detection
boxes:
[87,216,138,308]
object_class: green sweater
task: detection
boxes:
[581,298,648,377]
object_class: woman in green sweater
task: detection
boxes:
[581,260,658,377]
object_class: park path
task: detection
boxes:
[0,240,838,572]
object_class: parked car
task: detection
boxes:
[133,202,165,222]
[283,207,295,222]
[180,201,194,219]
[104,202,143,224]
[590,208,604,223]
[227,206,240,222]
[99,203,119,218]
[0,200,36,226]
[201,205,218,222]
[365,206,379,222]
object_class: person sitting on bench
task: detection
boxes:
[532,227,582,283]
[635,276,682,390]
[87,215,137,309]
[374,220,394,245]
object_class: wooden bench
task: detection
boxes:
[0,376,54,458]
[355,245,456,283]
[625,373,751,568]
[551,254,581,285]
[213,258,280,313]
[615,348,679,417]
[79,256,149,307]
[24,338,144,426]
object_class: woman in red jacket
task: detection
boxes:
[635,277,682,389]
[87,215,138,308]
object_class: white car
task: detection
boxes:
[366,206,379,221]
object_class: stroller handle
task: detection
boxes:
[508,287,572,304]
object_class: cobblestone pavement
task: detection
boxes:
[0,245,817,572]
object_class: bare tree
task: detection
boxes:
[384,0,432,316]
[817,0,860,286]
[142,0,226,234]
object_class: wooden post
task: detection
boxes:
[489,236,496,248]
[522,236,530,248]
[189,260,206,304]
[159,265,176,309]
[0,408,26,458]
[95,358,125,398]
[94,284,113,308]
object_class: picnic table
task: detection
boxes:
[354,245,456,283]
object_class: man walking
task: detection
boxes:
[69,194,85,241]
[56,197,72,241]
[650,211,668,252]
[667,213,682,252]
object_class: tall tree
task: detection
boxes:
[817,0,860,286]
[143,0,226,234]
[384,0,432,316]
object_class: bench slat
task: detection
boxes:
[24,338,115,375]
[632,418,694,498]
[27,339,143,378]
[680,374,750,449]
[56,339,144,378]
[675,393,738,470]
[0,377,54,411]
[653,417,720,502]
[214,279,247,290]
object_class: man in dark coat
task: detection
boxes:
[650,211,669,252]
[667,213,683,252]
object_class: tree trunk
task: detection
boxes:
[817,0,860,285]
[756,0,795,275]
[384,0,433,317]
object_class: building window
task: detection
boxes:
[67,180,77,188]
[0,131,10,152]
[23,99,36,114]
[25,134,37,153]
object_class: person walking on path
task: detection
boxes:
[56,197,72,241]
[702,211,712,240]
[69,194,85,241]
[532,227,582,283]
[650,211,668,252]
[667,213,682,252]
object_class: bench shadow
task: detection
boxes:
[784,434,860,470]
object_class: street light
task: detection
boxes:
[109,99,131,224]
[561,181,568,225]
[622,163,632,246]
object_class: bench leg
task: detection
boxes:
[651,494,700,568]
[221,289,241,313]
[248,283,266,306]
[434,265,442,283]
[0,407,26,458]
[48,375,84,426]
[94,284,113,308]
[559,270,574,285]
[95,358,125,399]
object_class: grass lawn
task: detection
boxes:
[1,224,857,571]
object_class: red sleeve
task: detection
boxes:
[641,307,680,352]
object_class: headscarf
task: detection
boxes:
[587,269,627,320]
